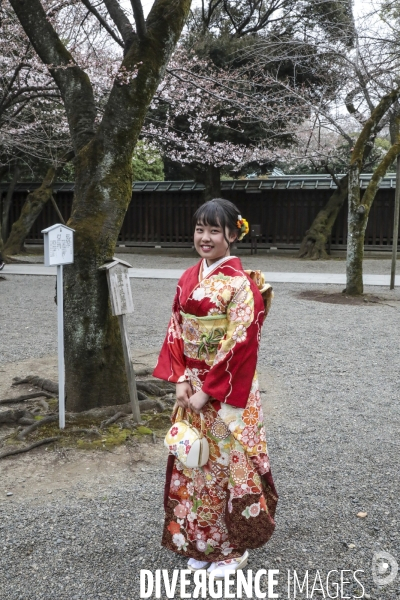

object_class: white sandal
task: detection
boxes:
[207,551,249,578]
[187,558,211,572]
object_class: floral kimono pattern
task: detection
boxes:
[153,257,278,561]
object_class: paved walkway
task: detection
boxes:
[2,263,399,286]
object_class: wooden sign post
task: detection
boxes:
[42,223,75,429]
[99,258,141,422]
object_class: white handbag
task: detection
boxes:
[164,407,209,468]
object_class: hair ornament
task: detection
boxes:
[237,215,249,241]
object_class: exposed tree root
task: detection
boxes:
[71,428,101,437]
[136,381,166,396]
[100,412,127,428]
[0,392,54,405]
[0,437,59,459]
[0,409,25,425]
[38,398,49,411]
[18,417,36,426]
[134,367,154,377]
[139,398,165,413]
[17,415,58,440]
[120,421,135,430]
[13,376,58,394]
[149,379,175,393]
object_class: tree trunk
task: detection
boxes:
[345,164,367,295]
[3,155,72,256]
[193,164,221,200]
[63,142,135,412]
[298,175,348,259]
[345,110,400,295]
[1,166,20,242]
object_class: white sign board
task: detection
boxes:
[108,267,134,316]
[42,224,74,267]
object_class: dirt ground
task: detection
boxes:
[0,351,285,502]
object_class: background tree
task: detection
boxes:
[142,0,354,198]
[9,0,191,412]
[143,49,301,198]
[255,1,400,259]
[0,0,118,252]
[132,141,164,181]
[346,94,400,294]
[0,2,70,248]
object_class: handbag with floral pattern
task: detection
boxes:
[164,407,209,468]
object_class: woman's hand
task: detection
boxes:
[188,390,210,414]
[176,381,192,409]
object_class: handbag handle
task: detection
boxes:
[174,405,207,438]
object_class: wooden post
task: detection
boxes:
[50,195,66,225]
[250,224,261,255]
[118,314,141,423]
[99,258,141,422]
[390,155,400,289]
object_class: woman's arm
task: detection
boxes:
[153,287,186,383]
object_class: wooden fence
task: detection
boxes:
[2,175,399,249]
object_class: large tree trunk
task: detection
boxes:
[193,164,221,200]
[3,153,73,256]
[298,175,348,259]
[63,142,133,412]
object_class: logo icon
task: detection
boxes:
[372,551,398,587]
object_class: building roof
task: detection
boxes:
[1,174,397,193]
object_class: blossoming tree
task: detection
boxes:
[9,0,191,412]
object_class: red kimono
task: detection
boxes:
[154,256,278,560]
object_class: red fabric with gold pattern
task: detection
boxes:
[154,257,278,560]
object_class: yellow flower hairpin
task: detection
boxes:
[237,215,249,241]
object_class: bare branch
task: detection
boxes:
[103,0,136,50]
[130,0,146,40]
[363,116,400,210]
[345,88,367,124]
[324,164,341,188]
[79,0,124,47]
[9,0,96,152]
[351,87,400,170]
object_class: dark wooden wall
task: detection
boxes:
[5,185,399,249]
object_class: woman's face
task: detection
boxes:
[194,221,237,265]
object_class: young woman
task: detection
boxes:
[153,198,278,578]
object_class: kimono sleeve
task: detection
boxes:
[153,289,187,383]
[202,277,264,408]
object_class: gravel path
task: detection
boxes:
[9,247,400,275]
[117,251,400,277]
[1,256,400,599]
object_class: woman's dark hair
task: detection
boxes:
[193,198,241,246]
